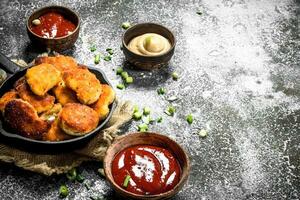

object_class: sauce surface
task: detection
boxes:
[128,33,171,56]
[30,12,76,38]
[112,145,181,195]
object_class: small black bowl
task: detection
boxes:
[122,23,176,70]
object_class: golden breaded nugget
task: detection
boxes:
[59,103,99,136]
[4,99,50,139]
[63,66,102,105]
[26,63,61,96]
[0,90,18,112]
[43,119,73,141]
[91,84,115,121]
[52,81,78,105]
[35,55,77,72]
[15,77,55,113]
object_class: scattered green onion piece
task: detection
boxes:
[123,175,131,187]
[90,45,96,52]
[144,36,152,48]
[121,71,129,79]
[165,105,176,116]
[125,76,133,84]
[84,182,91,190]
[59,185,69,198]
[98,168,105,177]
[94,54,101,64]
[66,168,77,181]
[116,67,123,75]
[133,105,139,113]
[104,55,111,61]
[196,11,202,15]
[106,48,114,55]
[122,22,131,30]
[186,114,193,124]
[116,84,125,90]
[137,123,148,132]
[157,87,166,95]
[142,115,154,125]
[157,117,163,123]
[133,111,142,120]
[198,129,208,138]
[76,174,85,183]
[172,72,179,80]
[143,107,151,115]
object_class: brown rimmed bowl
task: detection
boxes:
[26,5,80,51]
[122,23,176,70]
[104,132,190,200]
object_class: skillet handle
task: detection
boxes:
[0,52,20,75]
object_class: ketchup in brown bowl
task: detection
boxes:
[112,145,181,195]
[30,12,76,38]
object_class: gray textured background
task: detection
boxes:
[0,0,300,199]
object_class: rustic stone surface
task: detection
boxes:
[0,0,299,199]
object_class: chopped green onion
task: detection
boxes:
[76,174,85,183]
[90,45,96,52]
[144,36,152,48]
[133,111,142,120]
[143,107,151,115]
[116,67,123,75]
[97,168,105,177]
[116,84,125,90]
[123,175,131,187]
[84,182,90,190]
[196,11,203,15]
[165,105,176,116]
[104,55,111,61]
[133,105,139,113]
[59,185,69,198]
[137,123,148,132]
[157,87,166,95]
[66,168,77,181]
[186,114,193,124]
[142,115,154,125]
[172,72,179,80]
[121,71,129,79]
[157,117,163,123]
[94,54,101,64]
[198,129,208,138]
[106,48,114,55]
[122,22,131,30]
[125,76,133,84]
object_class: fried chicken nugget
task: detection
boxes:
[15,77,55,113]
[0,90,18,112]
[52,81,78,105]
[59,103,99,136]
[90,84,115,121]
[4,99,50,139]
[63,66,102,105]
[43,118,73,141]
[35,55,78,72]
[26,63,61,96]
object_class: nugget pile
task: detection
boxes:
[0,55,115,141]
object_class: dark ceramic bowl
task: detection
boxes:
[26,5,80,52]
[122,23,176,70]
[104,132,190,200]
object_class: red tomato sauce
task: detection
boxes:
[30,12,76,38]
[112,145,181,195]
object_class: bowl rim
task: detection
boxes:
[104,132,190,198]
[26,5,80,40]
[122,22,176,58]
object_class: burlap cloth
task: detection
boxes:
[0,58,133,176]
[0,100,132,176]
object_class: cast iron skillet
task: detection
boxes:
[0,52,116,153]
